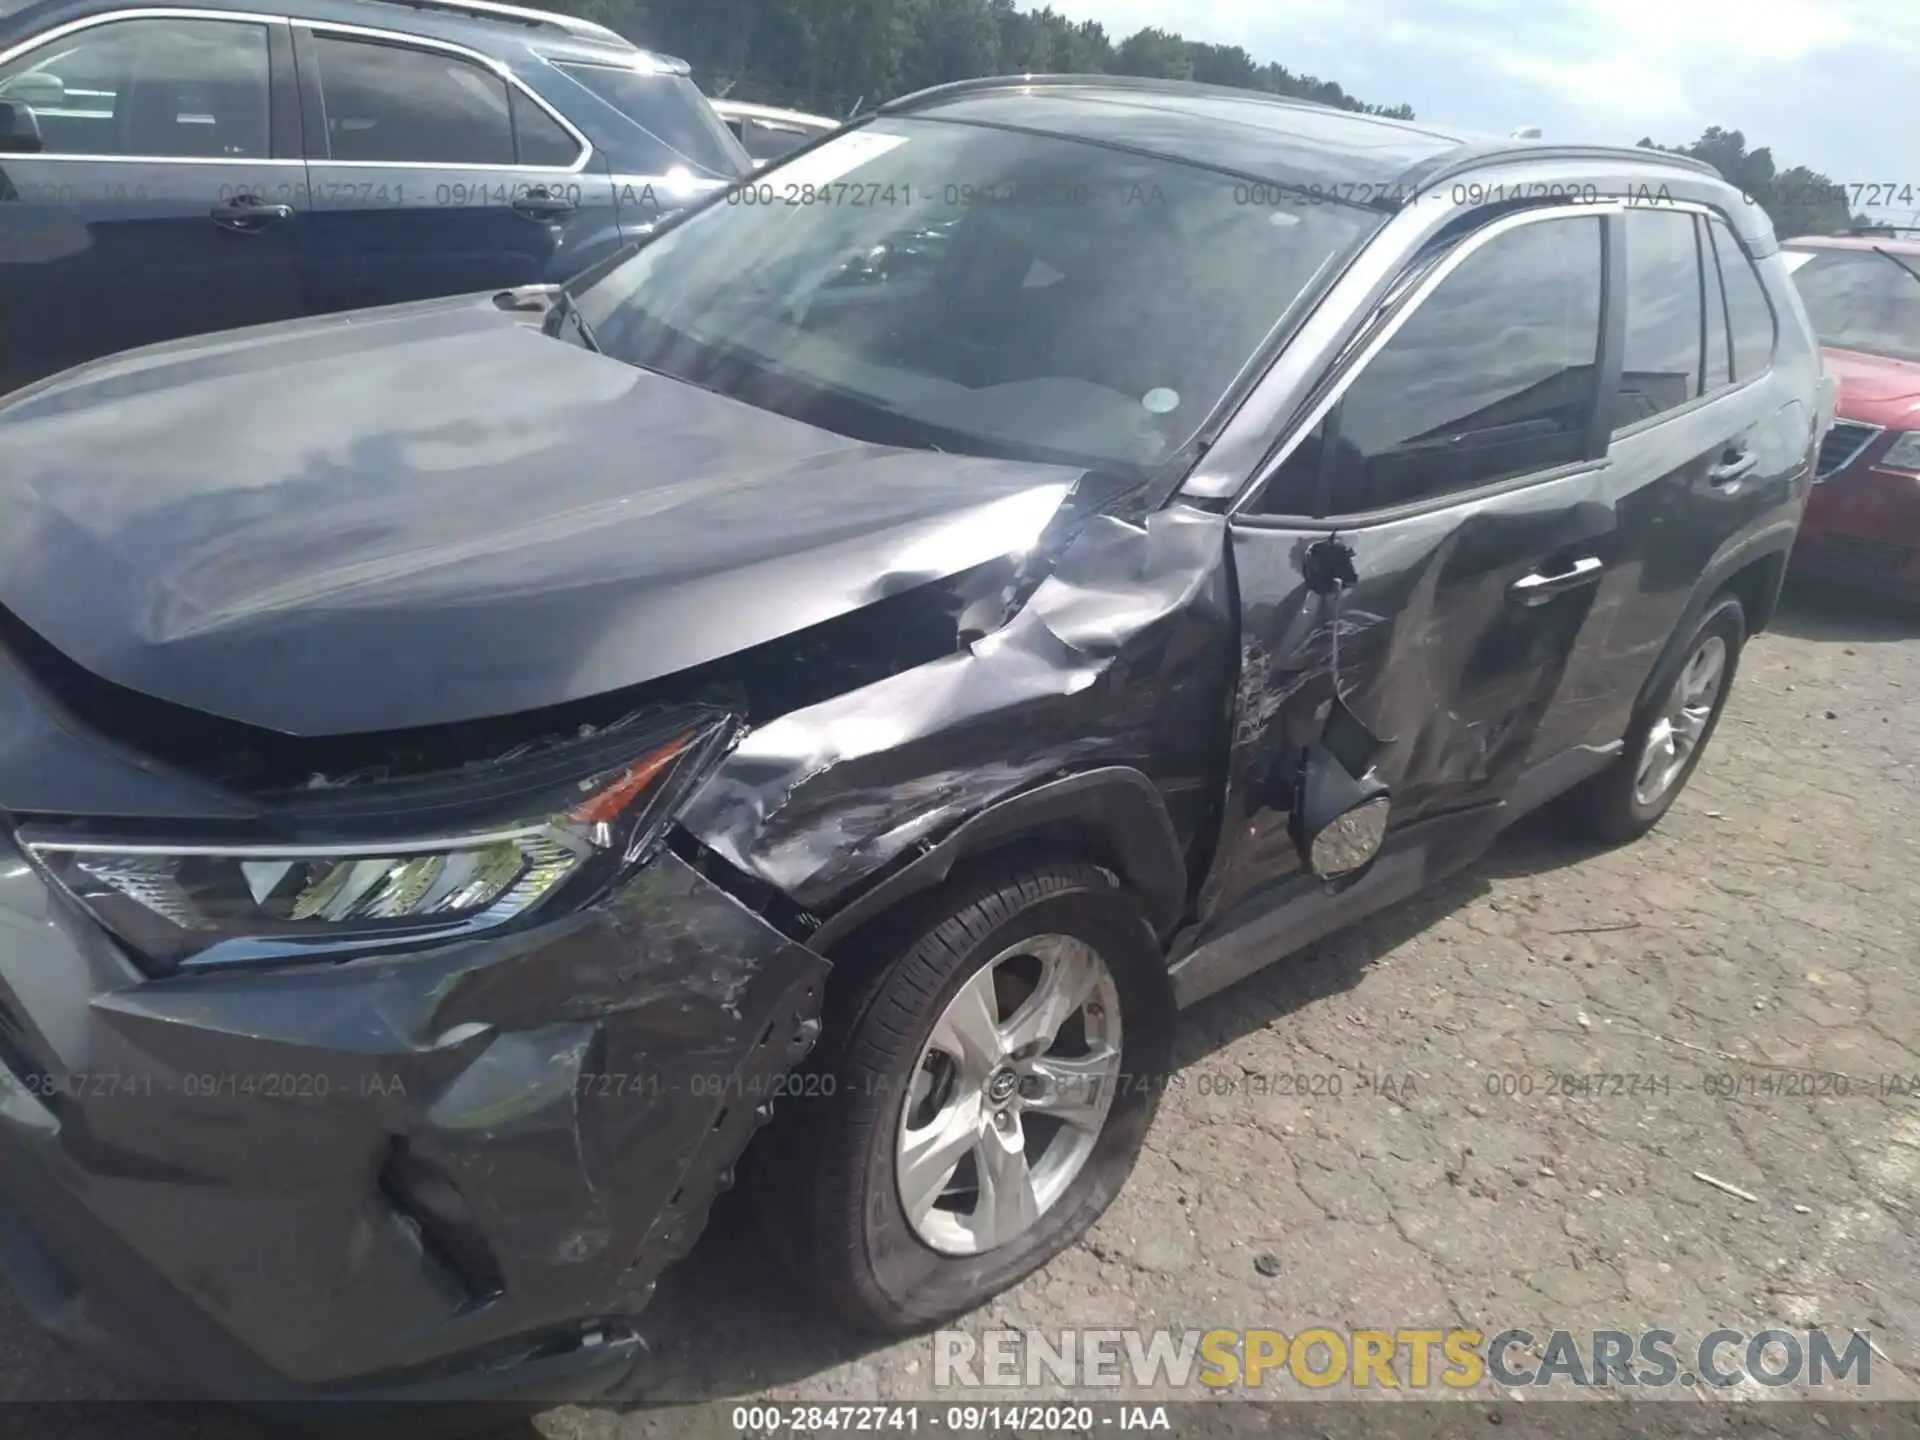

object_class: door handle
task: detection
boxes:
[512,187,576,218]
[1508,555,1605,606]
[209,195,294,232]
[1708,447,1758,489]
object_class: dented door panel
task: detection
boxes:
[1204,468,1615,927]
[678,506,1239,923]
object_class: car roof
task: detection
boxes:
[0,0,689,70]
[1781,233,1920,255]
[880,75,1723,202]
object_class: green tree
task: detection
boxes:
[1639,128,1859,238]
[1112,26,1191,80]
[1188,42,1261,90]
[898,0,1002,91]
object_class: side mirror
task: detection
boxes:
[0,100,44,155]
[1290,744,1391,882]
[0,72,64,108]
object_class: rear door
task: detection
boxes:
[291,23,615,311]
[0,11,307,392]
[1206,204,1617,918]
[1528,204,1797,761]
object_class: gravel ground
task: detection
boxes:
[1,581,1914,1438]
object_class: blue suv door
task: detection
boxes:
[290,21,617,311]
[0,11,309,392]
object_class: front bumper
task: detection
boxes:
[0,832,827,1402]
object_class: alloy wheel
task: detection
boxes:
[895,935,1123,1256]
[1633,634,1728,807]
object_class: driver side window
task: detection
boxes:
[1257,213,1605,516]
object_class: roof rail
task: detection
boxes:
[877,72,1440,133]
[364,0,633,47]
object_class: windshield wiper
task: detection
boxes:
[542,287,601,354]
[1871,244,1920,289]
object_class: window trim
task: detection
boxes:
[1607,202,1769,444]
[1694,212,1733,396]
[1606,202,1717,442]
[299,19,588,173]
[1703,210,1779,385]
[1233,199,1623,525]
[0,7,295,165]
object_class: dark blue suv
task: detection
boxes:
[0,0,747,391]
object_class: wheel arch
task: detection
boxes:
[803,767,1188,960]
[1634,531,1789,717]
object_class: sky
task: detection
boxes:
[1050,0,1920,223]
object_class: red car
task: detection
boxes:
[1782,234,1920,601]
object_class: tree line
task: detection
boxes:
[541,0,1881,238]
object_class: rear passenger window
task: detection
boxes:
[311,34,513,166]
[510,87,579,167]
[556,62,742,176]
[1615,208,1701,430]
[1699,216,1733,391]
[1302,215,1604,514]
[1708,217,1776,380]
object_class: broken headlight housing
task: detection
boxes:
[24,711,737,973]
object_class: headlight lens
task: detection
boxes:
[1877,430,1920,474]
[26,715,732,971]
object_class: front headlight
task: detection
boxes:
[1877,430,1920,474]
[24,711,735,972]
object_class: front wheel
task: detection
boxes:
[1555,593,1745,843]
[751,859,1172,1333]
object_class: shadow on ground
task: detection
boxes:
[1768,575,1920,644]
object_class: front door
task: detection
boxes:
[0,13,307,392]
[1203,204,1619,923]
[291,24,616,311]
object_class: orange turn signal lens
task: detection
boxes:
[569,731,696,825]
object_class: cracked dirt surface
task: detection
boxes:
[0,583,1912,1438]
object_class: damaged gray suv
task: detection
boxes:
[0,75,1828,1402]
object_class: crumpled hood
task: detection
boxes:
[0,296,1080,736]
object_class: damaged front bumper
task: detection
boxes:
[0,830,827,1402]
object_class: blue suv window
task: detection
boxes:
[509,85,578,167]
[555,61,738,176]
[311,34,513,165]
[0,17,269,158]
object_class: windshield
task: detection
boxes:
[555,62,746,178]
[568,117,1383,470]
[1785,246,1920,365]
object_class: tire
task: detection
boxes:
[1555,593,1746,844]
[750,857,1173,1334]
